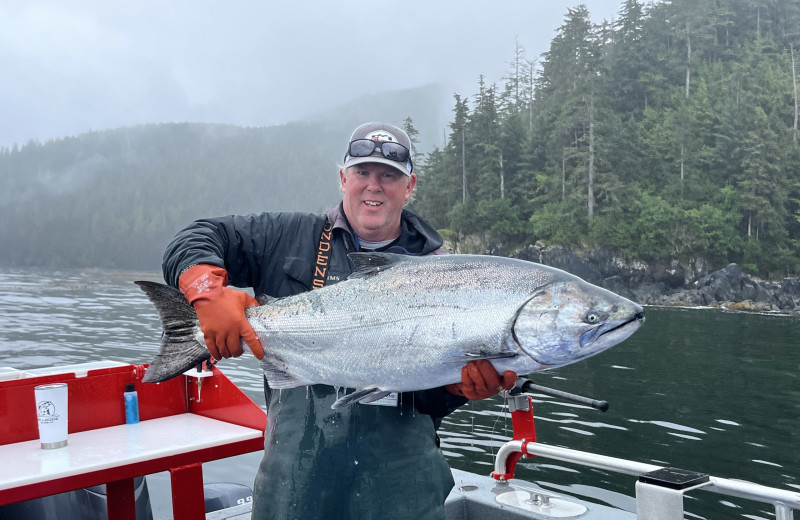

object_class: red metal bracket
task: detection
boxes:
[106,478,136,520]
[491,395,538,481]
[170,463,205,520]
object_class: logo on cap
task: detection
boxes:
[365,131,398,143]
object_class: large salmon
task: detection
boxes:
[136,253,645,408]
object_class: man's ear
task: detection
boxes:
[405,173,417,200]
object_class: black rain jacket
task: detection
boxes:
[162,204,468,520]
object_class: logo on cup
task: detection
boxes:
[38,400,58,418]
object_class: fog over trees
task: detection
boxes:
[0,86,449,269]
[2,0,800,278]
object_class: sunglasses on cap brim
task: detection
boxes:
[346,139,413,171]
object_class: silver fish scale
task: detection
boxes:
[248,255,560,391]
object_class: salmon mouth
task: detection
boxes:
[602,311,646,337]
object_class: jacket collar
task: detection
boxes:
[326,203,444,255]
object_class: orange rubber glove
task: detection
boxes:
[179,264,264,361]
[446,360,517,400]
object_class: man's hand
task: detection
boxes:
[179,264,264,361]
[446,360,517,400]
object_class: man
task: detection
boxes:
[162,122,516,519]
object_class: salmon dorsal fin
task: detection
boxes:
[346,252,409,278]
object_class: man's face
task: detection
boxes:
[340,163,416,242]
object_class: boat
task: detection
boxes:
[1,361,798,519]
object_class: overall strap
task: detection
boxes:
[311,218,333,289]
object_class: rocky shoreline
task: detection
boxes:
[511,243,800,315]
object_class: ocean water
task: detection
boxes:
[1,267,797,519]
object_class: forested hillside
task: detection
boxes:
[0,85,449,269]
[3,0,799,278]
[408,0,800,278]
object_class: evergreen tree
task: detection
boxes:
[6,1,800,277]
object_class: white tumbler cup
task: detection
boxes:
[34,383,68,449]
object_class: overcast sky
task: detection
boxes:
[0,1,622,149]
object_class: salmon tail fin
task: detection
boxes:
[134,281,211,383]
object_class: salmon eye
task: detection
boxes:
[585,312,601,324]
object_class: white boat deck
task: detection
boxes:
[0,414,261,491]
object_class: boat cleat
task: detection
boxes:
[495,485,588,518]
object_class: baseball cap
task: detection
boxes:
[343,122,413,176]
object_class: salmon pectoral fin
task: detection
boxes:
[331,387,390,409]
[443,350,519,363]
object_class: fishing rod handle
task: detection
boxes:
[511,379,609,412]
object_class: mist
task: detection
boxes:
[0,1,621,148]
